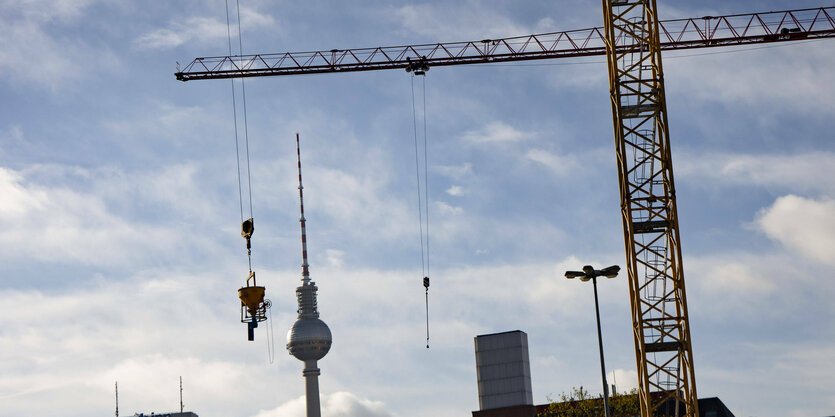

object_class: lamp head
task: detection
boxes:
[565,271,585,279]
[582,265,594,275]
[601,265,620,278]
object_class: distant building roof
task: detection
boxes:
[132,412,198,417]
[472,396,736,417]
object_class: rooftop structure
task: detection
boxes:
[474,330,534,414]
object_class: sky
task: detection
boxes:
[1,1,834,417]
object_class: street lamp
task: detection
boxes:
[565,264,620,417]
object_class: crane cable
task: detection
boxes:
[225,0,247,226]
[235,0,254,227]
[225,0,255,268]
[226,0,274,353]
[410,72,431,348]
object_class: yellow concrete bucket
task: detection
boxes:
[238,285,265,312]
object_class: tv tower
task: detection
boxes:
[286,133,332,417]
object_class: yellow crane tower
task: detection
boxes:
[602,1,697,415]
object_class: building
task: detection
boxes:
[472,330,735,417]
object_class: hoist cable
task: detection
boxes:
[412,73,431,349]
[421,75,429,279]
[410,75,427,278]
[235,0,254,221]
[225,0,245,224]
[425,285,430,348]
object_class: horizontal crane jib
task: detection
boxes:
[175,6,835,81]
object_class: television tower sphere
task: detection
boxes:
[287,317,332,361]
[286,281,332,361]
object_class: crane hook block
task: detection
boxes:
[241,218,254,239]
[405,56,429,75]
[423,276,430,289]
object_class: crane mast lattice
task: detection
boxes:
[176,5,835,417]
[602,1,696,415]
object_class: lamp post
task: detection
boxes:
[565,265,620,417]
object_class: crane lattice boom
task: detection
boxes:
[176,7,834,81]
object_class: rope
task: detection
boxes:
[226,0,256,273]
[225,0,245,224]
[422,75,429,279]
[265,303,275,364]
[425,284,430,348]
[410,75,427,278]
[236,0,254,221]
[423,77,430,348]
[411,73,431,349]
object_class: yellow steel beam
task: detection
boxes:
[601,1,698,416]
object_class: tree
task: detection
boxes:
[539,386,641,417]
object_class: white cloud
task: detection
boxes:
[0,20,82,84]
[0,271,276,417]
[666,40,835,117]
[461,121,530,143]
[135,10,275,50]
[391,4,534,41]
[688,257,777,297]
[0,164,221,267]
[677,151,835,194]
[324,249,346,269]
[436,201,463,215]
[136,17,228,50]
[446,185,465,196]
[6,0,98,23]
[607,368,638,394]
[253,392,394,417]
[755,195,835,265]
[309,166,414,241]
[0,0,121,88]
[435,163,473,180]
[525,148,580,176]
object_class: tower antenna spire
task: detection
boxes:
[297,133,310,285]
[179,376,183,413]
[288,133,332,417]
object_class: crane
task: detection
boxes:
[175,5,835,417]
[176,7,834,81]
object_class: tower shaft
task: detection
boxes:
[303,360,322,417]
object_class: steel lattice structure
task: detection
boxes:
[602,1,697,416]
[176,7,834,81]
[176,5,835,417]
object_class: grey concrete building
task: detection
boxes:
[474,330,535,417]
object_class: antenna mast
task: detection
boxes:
[297,133,310,285]
[179,376,184,413]
[114,381,118,417]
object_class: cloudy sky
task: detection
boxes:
[1,1,834,417]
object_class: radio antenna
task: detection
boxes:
[296,133,310,285]
[179,376,184,413]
